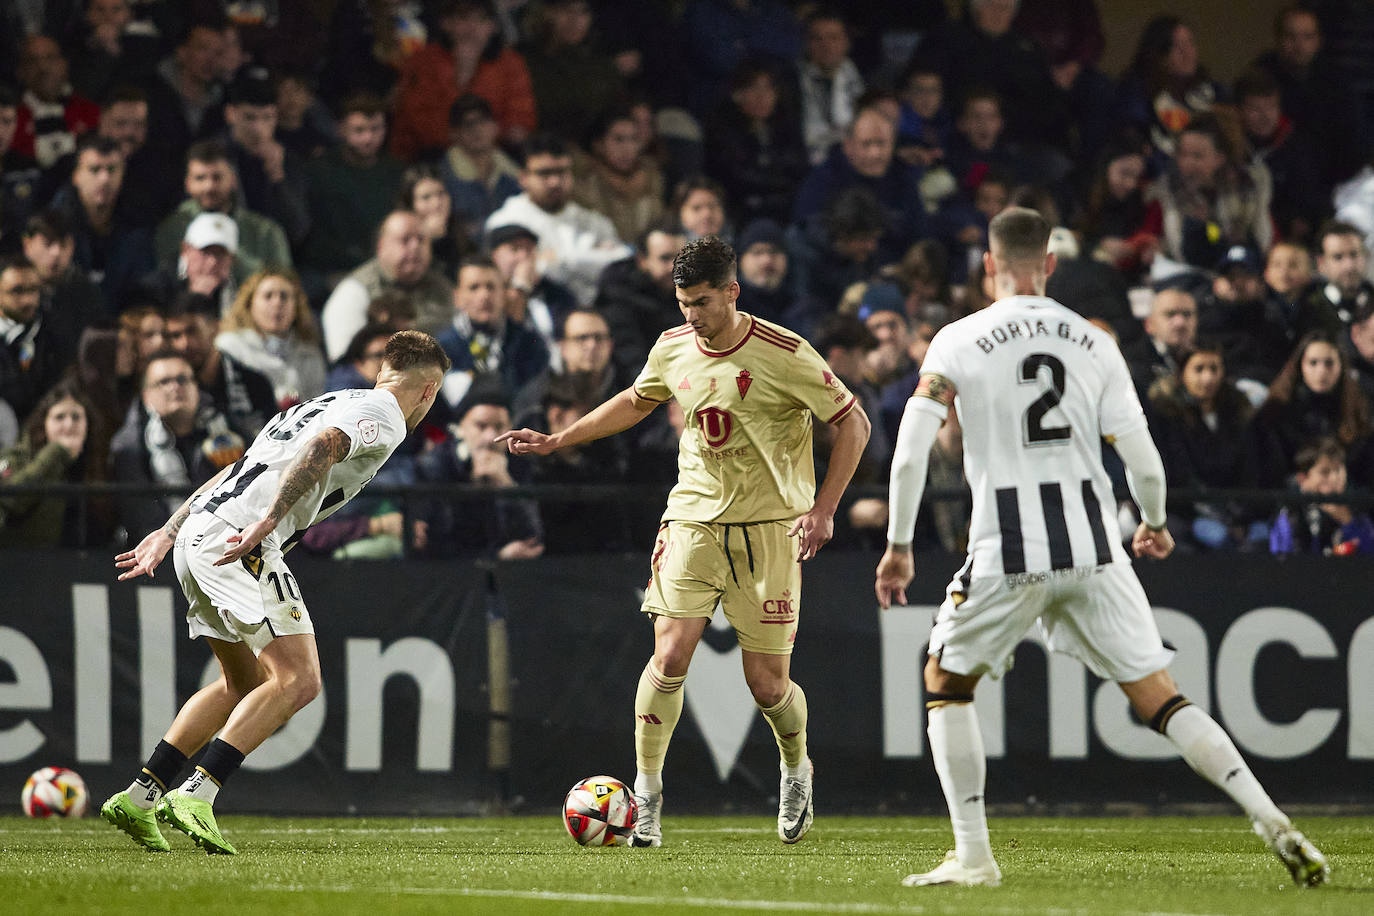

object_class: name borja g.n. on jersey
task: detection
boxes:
[970,316,1098,357]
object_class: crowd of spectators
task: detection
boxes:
[2,0,1374,559]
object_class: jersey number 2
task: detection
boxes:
[1019,353,1071,446]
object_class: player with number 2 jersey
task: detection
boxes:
[874,209,1327,890]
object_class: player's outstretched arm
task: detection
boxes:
[789,403,871,561]
[213,427,351,567]
[495,386,658,456]
[115,463,232,581]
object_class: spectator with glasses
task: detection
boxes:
[110,349,245,541]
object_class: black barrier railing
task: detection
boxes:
[4,480,1373,549]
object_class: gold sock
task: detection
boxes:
[760,681,808,768]
[634,658,685,775]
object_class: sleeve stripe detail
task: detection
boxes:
[633,386,673,403]
[827,395,857,424]
[753,326,800,352]
[660,325,695,340]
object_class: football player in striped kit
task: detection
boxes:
[876,207,1328,888]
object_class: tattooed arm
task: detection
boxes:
[213,427,352,567]
[115,464,233,582]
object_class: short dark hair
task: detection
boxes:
[1233,68,1280,105]
[544,370,603,411]
[457,254,499,278]
[141,348,194,384]
[988,207,1052,264]
[75,133,121,159]
[522,132,569,163]
[186,138,231,168]
[383,329,451,374]
[1295,436,1345,474]
[23,208,72,242]
[101,84,148,108]
[814,314,877,354]
[959,85,1003,116]
[367,289,417,325]
[338,91,388,120]
[449,92,494,127]
[823,186,886,240]
[672,236,736,289]
[1316,219,1364,250]
[0,252,36,276]
[557,307,608,339]
[343,322,397,365]
[634,218,685,255]
[670,175,726,215]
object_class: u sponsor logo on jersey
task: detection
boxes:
[695,406,733,448]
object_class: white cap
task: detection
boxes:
[183,212,239,254]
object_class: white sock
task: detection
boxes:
[126,777,161,810]
[783,760,810,779]
[179,766,221,804]
[928,703,995,868]
[1164,705,1288,832]
[634,771,663,797]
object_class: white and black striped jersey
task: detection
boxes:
[920,296,1148,576]
[193,389,407,550]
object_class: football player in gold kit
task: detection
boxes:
[498,236,869,845]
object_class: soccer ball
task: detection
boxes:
[21,767,89,818]
[563,775,637,846]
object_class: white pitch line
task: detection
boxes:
[252,882,1232,916]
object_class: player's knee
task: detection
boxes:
[744,671,787,707]
[276,667,322,712]
[653,647,692,678]
[923,655,977,696]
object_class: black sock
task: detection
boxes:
[198,738,246,788]
[138,739,189,793]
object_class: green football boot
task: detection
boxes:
[100,791,171,852]
[156,790,238,855]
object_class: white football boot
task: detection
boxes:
[777,758,814,843]
[1256,821,1329,887]
[902,850,1002,887]
[630,790,662,847]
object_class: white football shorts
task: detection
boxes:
[173,510,314,655]
[929,561,1174,683]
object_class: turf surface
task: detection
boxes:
[1,814,1370,915]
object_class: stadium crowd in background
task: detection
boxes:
[1,0,1374,558]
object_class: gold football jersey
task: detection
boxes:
[634,314,857,523]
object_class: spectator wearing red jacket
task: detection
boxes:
[390,0,535,161]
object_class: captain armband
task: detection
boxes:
[914,372,956,409]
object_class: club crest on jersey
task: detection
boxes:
[736,370,752,399]
[357,418,379,445]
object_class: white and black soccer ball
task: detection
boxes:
[562,775,637,846]
[21,766,89,818]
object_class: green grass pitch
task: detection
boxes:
[2,814,1370,915]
